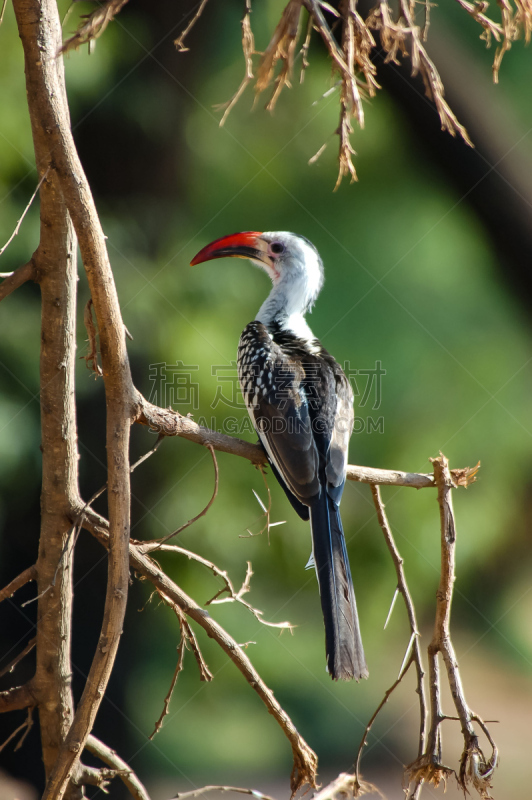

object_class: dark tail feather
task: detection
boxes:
[309,493,368,681]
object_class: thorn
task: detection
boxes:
[384,587,399,629]
[252,489,267,513]
[397,630,418,680]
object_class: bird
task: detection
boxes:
[191,231,368,681]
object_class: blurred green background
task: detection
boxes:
[1,1,531,798]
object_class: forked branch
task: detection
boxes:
[81,506,318,795]
[405,454,497,798]
[84,734,151,800]
[353,485,426,800]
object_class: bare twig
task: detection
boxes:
[405,454,496,797]
[175,787,276,800]
[242,465,280,539]
[0,261,36,302]
[150,597,213,739]
[59,0,130,55]
[0,566,37,604]
[85,734,152,800]
[0,684,34,714]
[139,543,294,632]
[0,637,36,680]
[255,0,304,111]
[0,707,34,753]
[218,0,255,126]
[174,0,210,52]
[135,391,478,490]
[150,625,187,738]
[363,486,426,800]
[82,507,318,795]
[0,168,49,259]
[143,444,218,549]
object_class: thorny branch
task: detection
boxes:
[139,544,294,632]
[353,485,427,800]
[405,454,497,798]
[136,392,480,490]
[2,4,497,796]
[81,506,319,795]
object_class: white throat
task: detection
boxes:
[255,239,323,342]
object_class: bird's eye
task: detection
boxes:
[270,242,285,255]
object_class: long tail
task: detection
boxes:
[309,493,368,681]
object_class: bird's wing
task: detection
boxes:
[325,368,354,504]
[239,325,320,505]
[249,359,321,503]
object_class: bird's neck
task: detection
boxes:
[256,272,319,342]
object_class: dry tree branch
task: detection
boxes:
[0,168,49,259]
[139,544,294,632]
[149,622,187,739]
[14,0,135,794]
[85,734,152,800]
[0,260,36,302]
[0,684,34,714]
[172,0,531,182]
[150,596,213,739]
[0,637,36,680]
[81,507,319,795]
[158,595,214,684]
[136,391,478,490]
[454,0,504,45]
[243,465,287,540]
[0,566,37,603]
[143,443,219,548]
[175,788,276,800]
[0,707,34,753]
[218,0,255,127]
[174,0,211,52]
[405,454,497,798]
[255,0,304,111]
[59,0,131,55]
[361,486,426,800]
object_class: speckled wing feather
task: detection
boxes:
[238,321,321,503]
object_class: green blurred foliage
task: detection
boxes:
[1,1,532,795]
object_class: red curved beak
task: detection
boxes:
[190,231,265,266]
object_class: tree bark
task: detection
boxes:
[13,1,133,796]
[11,0,80,789]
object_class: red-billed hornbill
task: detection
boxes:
[191,232,368,681]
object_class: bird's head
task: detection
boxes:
[191,231,324,320]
